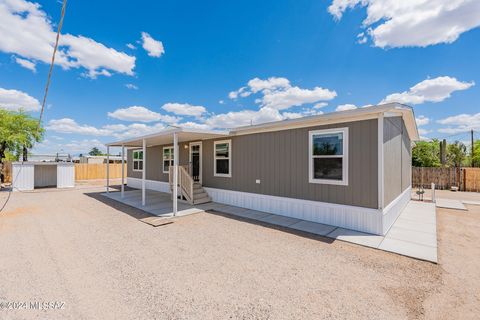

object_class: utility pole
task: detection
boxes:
[472,129,475,167]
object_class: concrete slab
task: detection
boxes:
[326,228,384,248]
[393,218,436,235]
[386,226,437,247]
[379,237,437,262]
[436,198,467,211]
[289,220,337,236]
[463,200,480,206]
[257,214,302,228]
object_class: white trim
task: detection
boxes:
[189,141,202,183]
[204,187,383,235]
[132,149,143,172]
[308,127,348,186]
[378,113,384,209]
[162,146,174,173]
[382,186,411,234]
[213,139,232,178]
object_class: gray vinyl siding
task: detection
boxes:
[383,116,411,206]
[127,145,190,182]
[127,119,379,209]
[202,119,378,208]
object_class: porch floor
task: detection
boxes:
[102,189,437,262]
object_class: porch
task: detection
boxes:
[105,127,229,215]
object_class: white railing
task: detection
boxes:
[169,165,194,204]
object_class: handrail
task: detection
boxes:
[169,165,194,204]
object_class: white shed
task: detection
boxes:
[12,162,75,191]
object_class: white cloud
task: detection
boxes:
[328,0,480,48]
[125,83,138,90]
[313,102,328,109]
[247,77,291,93]
[259,86,337,110]
[437,113,480,134]
[0,0,135,77]
[141,32,165,57]
[14,56,36,72]
[108,106,180,123]
[206,107,284,129]
[381,76,474,105]
[162,103,206,118]
[229,77,336,110]
[46,117,168,139]
[418,128,431,136]
[228,86,250,99]
[335,104,358,111]
[126,43,136,50]
[416,115,430,126]
[0,87,40,111]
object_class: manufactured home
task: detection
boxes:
[105,103,418,235]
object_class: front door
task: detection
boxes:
[189,142,202,183]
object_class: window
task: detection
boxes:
[133,150,143,171]
[309,128,348,185]
[214,140,231,177]
[163,147,174,173]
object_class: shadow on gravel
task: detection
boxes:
[85,187,335,245]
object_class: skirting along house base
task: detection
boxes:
[106,103,418,235]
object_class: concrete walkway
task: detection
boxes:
[102,190,437,263]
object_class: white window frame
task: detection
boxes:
[132,149,143,172]
[162,146,174,173]
[308,127,348,186]
[213,139,232,178]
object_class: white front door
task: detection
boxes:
[189,142,202,183]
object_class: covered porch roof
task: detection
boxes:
[105,127,230,147]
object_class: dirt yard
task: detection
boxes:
[0,186,479,319]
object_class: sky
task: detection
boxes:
[0,0,479,155]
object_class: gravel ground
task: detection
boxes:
[0,186,479,319]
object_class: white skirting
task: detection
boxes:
[127,177,412,235]
[204,187,383,235]
[381,186,411,234]
[127,177,171,193]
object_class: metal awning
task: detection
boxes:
[105,128,230,148]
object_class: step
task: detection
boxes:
[193,188,205,195]
[193,191,209,200]
[194,196,211,205]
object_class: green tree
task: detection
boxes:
[447,141,467,167]
[0,109,44,182]
[471,140,480,167]
[412,140,441,167]
[88,147,103,156]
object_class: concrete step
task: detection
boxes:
[193,196,211,205]
[194,191,208,200]
[193,188,205,195]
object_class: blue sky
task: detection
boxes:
[0,0,479,155]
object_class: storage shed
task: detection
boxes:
[12,162,75,191]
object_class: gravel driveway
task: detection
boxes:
[0,186,479,319]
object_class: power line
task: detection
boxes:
[38,0,68,129]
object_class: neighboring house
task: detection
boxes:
[76,155,125,164]
[106,103,418,235]
[28,153,72,162]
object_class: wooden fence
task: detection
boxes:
[75,163,126,180]
[412,167,480,192]
[2,161,12,183]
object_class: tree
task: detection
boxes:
[447,141,467,167]
[88,147,103,156]
[412,140,441,167]
[0,109,44,181]
[473,140,480,167]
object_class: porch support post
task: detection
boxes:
[106,145,110,193]
[378,112,384,210]
[172,132,178,216]
[142,138,146,206]
[121,143,125,198]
